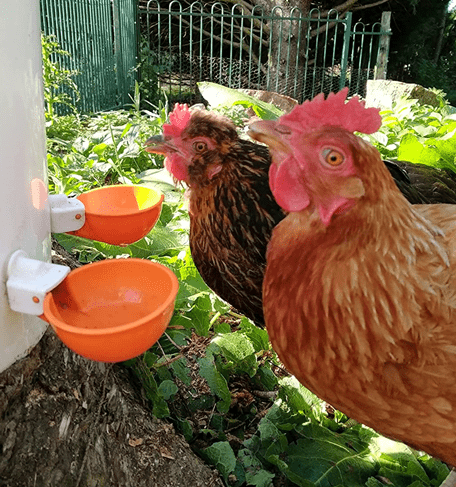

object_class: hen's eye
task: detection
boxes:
[321,148,345,166]
[193,141,207,153]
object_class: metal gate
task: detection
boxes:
[140,1,391,103]
[40,0,138,114]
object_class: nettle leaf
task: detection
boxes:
[203,441,237,480]
[198,355,231,413]
[212,331,258,377]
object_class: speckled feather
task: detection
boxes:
[146,105,456,330]
[186,119,285,325]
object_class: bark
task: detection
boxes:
[433,4,448,65]
[256,0,311,97]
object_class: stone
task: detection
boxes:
[365,80,440,110]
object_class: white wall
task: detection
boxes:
[0,1,50,371]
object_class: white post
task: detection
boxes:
[0,1,51,371]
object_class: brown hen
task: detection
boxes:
[145,104,456,329]
[146,105,285,326]
[249,89,456,479]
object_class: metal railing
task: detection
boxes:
[140,1,391,103]
[40,0,138,114]
[40,0,391,113]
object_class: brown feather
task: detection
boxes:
[264,135,456,466]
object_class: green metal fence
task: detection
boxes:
[140,1,391,103]
[40,0,390,113]
[40,0,138,114]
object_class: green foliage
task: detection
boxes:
[47,105,169,196]
[197,82,283,120]
[47,92,451,486]
[203,441,237,482]
[365,97,456,171]
[136,38,163,108]
[41,34,80,126]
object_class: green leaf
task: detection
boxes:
[256,366,279,391]
[170,357,192,386]
[282,423,377,487]
[197,81,284,120]
[278,376,324,421]
[213,321,231,334]
[239,317,270,352]
[212,331,258,376]
[267,455,315,487]
[139,167,184,204]
[428,135,456,168]
[92,142,108,156]
[417,454,450,484]
[132,363,169,418]
[186,297,212,336]
[371,435,445,487]
[176,417,194,442]
[158,379,178,400]
[198,355,231,413]
[397,134,441,166]
[237,449,275,487]
[203,441,237,480]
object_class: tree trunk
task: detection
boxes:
[433,4,448,65]
[256,0,311,98]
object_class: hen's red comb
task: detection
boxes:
[163,103,192,138]
[280,88,381,135]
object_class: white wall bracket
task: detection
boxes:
[49,194,85,233]
[6,250,70,315]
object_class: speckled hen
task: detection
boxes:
[145,103,456,329]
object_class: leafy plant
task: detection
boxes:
[47,90,452,486]
[41,34,80,125]
[365,97,456,171]
[198,82,284,120]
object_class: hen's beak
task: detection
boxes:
[247,121,292,156]
[145,135,176,155]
